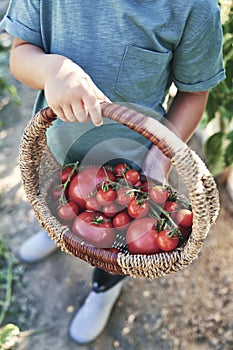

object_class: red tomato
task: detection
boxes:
[73,210,94,224]
[72,211,116,248]
[60,166,76,183]
[102,203,120,217]
[155,229,179,252]
[176,208,193,227]
[134,180,142,188]
[96,188,117,206]
[125,169,140,185]
[85,197,102,211]
[149,185,169,204]
[178,225,191,240]
[68,167,113,209]
[99,168,116,182]
[126,217,161,254]
[116,187,134,206]
[140,180,155,193]
[113,163,129,177]
[163,201,180,220]
[68,175,85,209]
[57,201,79,221]
[127,198,149,219]
[113,212,131,231]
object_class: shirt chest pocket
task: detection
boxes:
[114,45,172,103]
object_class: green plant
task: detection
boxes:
[0,324,20,350]
[0,32,20,116]
[0,238,19,349]
[0,235,51,349]
[203,1,233,176]
[0,238,14,326]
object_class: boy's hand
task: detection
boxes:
[44,57,109,126]
[10,39,109,126]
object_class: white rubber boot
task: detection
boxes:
[69,281,124,344]
[18,229,57,263]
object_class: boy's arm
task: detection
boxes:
[142,90,209,182]
[10,38,108,125]
[166,90,209,141]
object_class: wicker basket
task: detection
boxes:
[19,102,220,279]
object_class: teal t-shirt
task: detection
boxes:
[1,0,225,167]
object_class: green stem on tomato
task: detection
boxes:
[149,206,182,237]
[59,161,79,205]
[149,203,182,238]
[151,201,178,228]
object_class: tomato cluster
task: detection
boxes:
[49,162,193,255]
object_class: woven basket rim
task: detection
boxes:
[19,102,220,279]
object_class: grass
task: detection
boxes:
[0,31,20,129]
[0,239,13,325]
[0,238,20,349]
[0,31,26,350]
[0,235,51,350]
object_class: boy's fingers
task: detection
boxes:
[72,102,90,123]
[51,106,66,121]
[81,93,103,126]
[87,102,103,126]
[82,78,105,126]
[63,105,77,122]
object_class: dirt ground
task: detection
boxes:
[1,3,233,350]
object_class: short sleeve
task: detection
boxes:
[172,6,225,92]
[0,0,42,48]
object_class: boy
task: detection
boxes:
[1,0,225,344]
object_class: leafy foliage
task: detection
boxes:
[0,238,14,326]
[0,32,20,116]
[0,324,20,350]
[203,1,233,175]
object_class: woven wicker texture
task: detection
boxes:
[19,102,220,279]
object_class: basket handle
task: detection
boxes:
[39,102,180,159]
[19,102,219,241]
[38,101,219,219]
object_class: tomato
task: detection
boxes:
[140,180,155,193]
[102,203,120,217]
[68,175,85,209]
[116,187,134,206]
[164,200,179,212]
[176,208,193,227]
[126,217,161,254]
[57,201,79,221]
[96,188,117,206]
[72,211,116,248]
[99,168,116,182]
[155,229,179,252]
[113,212,131,231]
[178,225,191,240]
[134,180,142,188]
[149,185,169,204]
[60,166,76,184]
[85,197,102,211]
[73,210,94,224]
[125,169,140,185]
[68,166,113,210]
[113,163,129,177]
[127,198,149,219]
[163,201,180,220]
